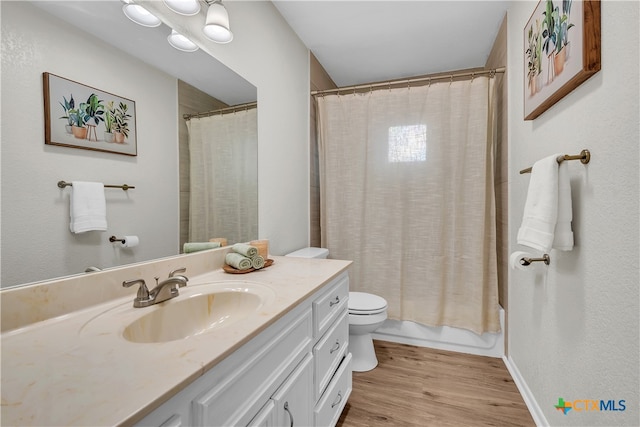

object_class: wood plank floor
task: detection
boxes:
[337,340,535,427]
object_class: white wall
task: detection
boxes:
[507,1,639,426]
[142,0,311,257]
[1,1,180,287]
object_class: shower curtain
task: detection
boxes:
[317,77,500,334]
[186,109,258,245]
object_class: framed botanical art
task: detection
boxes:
[43,72,137,156]
[524,0,601,120]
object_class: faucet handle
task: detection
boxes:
[123,279,150,300]
[169,267,189,286]
[169,267,187,278]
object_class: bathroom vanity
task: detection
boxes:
[0,249,352,426]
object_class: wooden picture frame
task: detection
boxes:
[523,0,601,120]
[43,72,137,156]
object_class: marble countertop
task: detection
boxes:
[1,255,351,426]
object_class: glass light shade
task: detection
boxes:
[122,3,162,27]
[203,2,233,43]
[167,30,199,52]
[163,0,200,16]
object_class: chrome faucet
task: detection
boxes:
[123,268,189,308]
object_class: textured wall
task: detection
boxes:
[507,1,639,425]
[1,2,179,287]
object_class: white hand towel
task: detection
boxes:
[517,154,561,252]
[552,160,574,250]
[70,181,107,233]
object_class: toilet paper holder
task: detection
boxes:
[520,254,550,266]
[109,235,140,248]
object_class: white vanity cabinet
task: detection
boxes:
[136,271,351,427]
[310,274,352,426]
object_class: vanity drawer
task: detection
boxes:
[192,308,312,426]
[314,352,352,427]
[313,309,349,400]
[313,274,349,339]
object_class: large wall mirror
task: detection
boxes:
[0,1,257,288]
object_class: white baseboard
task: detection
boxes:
[502,355,549,427]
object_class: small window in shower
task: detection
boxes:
[388,124,427,162]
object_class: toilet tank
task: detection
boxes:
[285,247,329,259]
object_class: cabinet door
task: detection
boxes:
[272,354,313,427]
[247,401,275,427]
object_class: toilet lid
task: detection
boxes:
[349,292,388,313]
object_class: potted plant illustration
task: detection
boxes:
[59,94,75,134]
[560,0,574,60]
[526,19,543,96]
[542,0,574,80]
[68,107,90,139]
[113,101,131,143]
[103,101,116,143]
[82,93,105,141]
[541,0,558,83]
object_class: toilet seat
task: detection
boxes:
[349,292,387,315]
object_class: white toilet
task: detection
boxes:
[285,247,388,373]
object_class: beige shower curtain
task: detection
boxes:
[317,77,500,334]
[186,109,258,245]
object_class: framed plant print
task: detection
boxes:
[524,0,601,120]
[43,72,137,156]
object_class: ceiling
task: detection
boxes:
[31,0,257,106]
[31,1,509,101]
[273,0,509,87]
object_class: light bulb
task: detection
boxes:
[168,30,199,52]
[163,0,201,16]
[122,3,162,28]
[203,2,233,43]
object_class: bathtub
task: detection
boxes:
[371,307,505,358]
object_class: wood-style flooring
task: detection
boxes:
[337,340,535,427]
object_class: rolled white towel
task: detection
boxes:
[251,255,265,270]
[232,243,258,257]
[225,252,252,270]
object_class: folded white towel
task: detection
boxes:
[69,181,107,233]
[553,161,574,250]
[517,154,573,252]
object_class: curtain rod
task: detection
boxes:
[183,101,257,121]
[311,67,506,97]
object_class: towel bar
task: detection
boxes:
[519,149,590,174]
[57,180,135,191]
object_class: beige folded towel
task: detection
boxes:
[225,252,252,270]
[232,243,258,257]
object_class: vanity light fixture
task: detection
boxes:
[203,0,233,44]
[122,0,162,28]
[163,0,201,16]
[167,29,199,52]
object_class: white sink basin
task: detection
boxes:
[79,281,275,344]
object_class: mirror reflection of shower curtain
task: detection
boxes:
[317,77,499,334]
[186,109,258,245]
